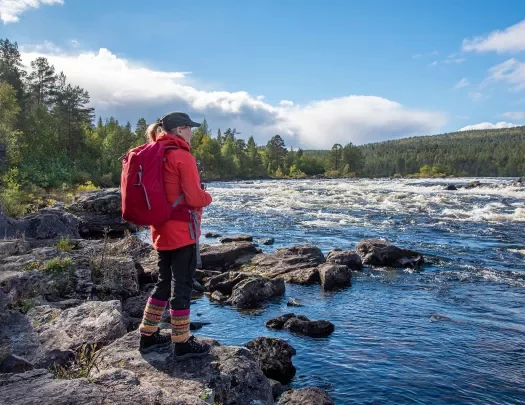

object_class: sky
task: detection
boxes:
[1,0,525,148]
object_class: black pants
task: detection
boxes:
[150,243,196,310]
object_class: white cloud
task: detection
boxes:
[463,19,525,53]
[468,91,485,101]
[428,60,438,67]
[21,45,447,148]
[443,57,466,64]
[459,121,519,131]
[487,58,525,91]
[0,0,63,23]
[454,78,470,89]
[502,111,525,120]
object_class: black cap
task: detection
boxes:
[159,112,201,131]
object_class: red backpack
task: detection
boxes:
[120,142,192,226]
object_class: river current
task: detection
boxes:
[167,178,525,404]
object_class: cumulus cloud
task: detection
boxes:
[502,111,525,120]
[462,19,525,53]
[20,45,446,148]
[459,121,519,131]
[454,78,470,89]
[0,0,63,23]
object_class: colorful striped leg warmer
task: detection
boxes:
[170,309,191,343]
[139,297,168,336]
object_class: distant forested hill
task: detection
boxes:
[305,126,525,177]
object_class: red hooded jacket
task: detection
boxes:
[150,133,212,251]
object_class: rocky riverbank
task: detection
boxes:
[0,189,425,404]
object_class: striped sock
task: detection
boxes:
[170,309,191,343]
[139,297,168,336]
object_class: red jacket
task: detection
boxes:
[150,133,212,251]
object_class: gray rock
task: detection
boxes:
[260,237,275,245]
[283,316,335,338]
[444,184,458,191]
[326,250,363,270]
[278,387,335,405]
[245,337,296,383]
[464,180,481,189]
[66,188,137,237]
[0,209,19,239]
[0,239,31,260]
[318,263,352,291]
[227,277,285,309]
[0,368,195,405]
[244,244,325,282]
[280,267,320,285]
[355,239,424,268]
[96,330,273,405]
[17,207,81,240]
[266,314,335,338]
[204,271,250,295]
[205,232,222,238]
[91,256,139,299]
[210,290,228,302]
[200,242,259,271]
[286,298,303,307]
[269,378,288,400]
[219,234,253,243]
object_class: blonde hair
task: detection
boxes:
[146,123,163,142]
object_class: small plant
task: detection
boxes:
[55,236,75,253]
[50,343,103,381]
[44,257,74,275]
[23,260,44,272]
[19,299,35,314]
[75,181,99,193]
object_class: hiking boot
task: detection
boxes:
[139,329,171,352]
[173,335,210,360]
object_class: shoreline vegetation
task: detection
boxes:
[1,36,524,218]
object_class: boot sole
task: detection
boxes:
[174,348,211,360]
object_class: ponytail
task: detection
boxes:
[146,123,163,142]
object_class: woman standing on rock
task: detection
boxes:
[138,112,212,360]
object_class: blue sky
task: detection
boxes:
[1,0,525,148]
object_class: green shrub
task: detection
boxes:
[55,236,75,253]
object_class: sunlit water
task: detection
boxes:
[149,177,525,404]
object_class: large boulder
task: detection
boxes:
[0,209,19,239]
[244,245,325,282]
[266,314,335,338]
[318,263,352,291]
[355,239,424,268]
[326,249,363,270]
[227,277,285,309]
[200,242,259,271]
[17,207,80,240]
[0,239,31,260]
[66,188,136,237]
[277,387,335,405]
[92,330,274,405]
[245,337,296,383]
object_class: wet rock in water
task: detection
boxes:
[260,237,275,245]
[270,379,289,400]
[286,298,303,307]
[204,271,250,295]
[219,234,253,243]
[464,180,481,189]
[227,277,285,309]
[266,314,335,337]
[66,188,137,237]
[244,244,325,282]
[265,313,296,329]
[318,263,352,291]
[280,267,320,285]
[245,337,296,383]
[205,232,222,238]
[444,184,458,191]
[210,290,228,302]
[326,250,363,270]
[283,316,335,338]
[355,239,424,268]
[277,387,335,405]
[192,280,205,293]
[200,242,259,271]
